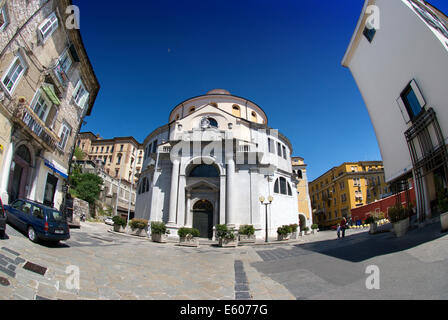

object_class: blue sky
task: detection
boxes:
[73,0,448,181]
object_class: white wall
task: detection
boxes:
[347,0,448,182]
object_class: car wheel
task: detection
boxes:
[28,226,38,243]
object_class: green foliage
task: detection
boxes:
[151,221,169,235]
[302,227,310,232]
[112,216,126,227]
[311,224,319,230]
[238,225,255,236]
[388,205,410,223]
[289,224,298,233]
[364,216,376,224]
[129,219,148,230]
[216,224,236,240]
[178,227,200,238]
[69,170,103,205]
[74,147,86,160]
[277,225,292,236]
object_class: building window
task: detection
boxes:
[1,54,27,94]
[341,194,347,203]
[38,12,59,43]
[189,165,219,178]
[54,50,72,85]
[363,26,376,43]
[57,121,72,150]
[0,5,9,31]
[189,107,196,113]
[251,111,257,122]
[208,118,218,128]
[73,79,89,108]
[400,81,424,120]
[152,140,158,153]
[282,145,287,160]
[274,177,292,196]
[232,105,241,117]
[277,142,282,157]
[31,89,51,122]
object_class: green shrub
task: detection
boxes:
[302,227,310,232]
[216,224,236,240]
[151,221,169,235]
[129,218,148,229]
[311,224,319,230]
[238,225,255,236]
[112,215,126,227]
[388,205,409,223]
[178,227,200,238]
[277,225,292,236]
[364,216,376,224]
[289,224,298,233]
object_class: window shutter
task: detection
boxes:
[80,92,90,109]
[69,43,80,62]
[73,80,81,99]
[410,79,426,108]
[396,96,411,124]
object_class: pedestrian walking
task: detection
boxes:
[340,217,347,238]
[337,224,341,239]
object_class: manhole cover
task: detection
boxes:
[23,262,47,276]
[0,277,10,286]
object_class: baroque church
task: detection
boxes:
[135,89,302,239]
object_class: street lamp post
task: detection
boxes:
[259,195,273,243]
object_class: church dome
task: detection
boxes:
[206,89,230,95]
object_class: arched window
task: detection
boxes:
[189,106,196,113]
[207,118,218,128]
[210,102,218,108]
[274,177,293,196]
[16,145,31,164]
[175,114,180,120]
[145,177,150,192]
[297,169,303,179]
[232,105,241,117]
[251,111,257,122]
[189,164,219,178]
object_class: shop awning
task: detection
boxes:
[44,159,68,179]
[42,83,61,105]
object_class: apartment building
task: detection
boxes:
[309,161,389,228]
[291,156,313,229]
[0,0,99,208]
[77,132,144,185]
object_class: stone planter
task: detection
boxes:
[311,229,318,234]
[151,233,168,243]
[179,237,199,247]
[238,234,256,245]
[369,222,378,234]
[290,232,299,240]
[113,224,126,233]
[440,212,448,232]
[393,218,409,238]
[277,234,290,241]
[219,238,238,247]
[128,227,147,237]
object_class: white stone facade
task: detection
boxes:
[135,90,300,239]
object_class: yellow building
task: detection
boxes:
[292,156,313,229]
[309,161,389,228]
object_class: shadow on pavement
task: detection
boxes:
[295,221,446,263]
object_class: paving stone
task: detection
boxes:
[0,265,15,278]
[2,247,20,256]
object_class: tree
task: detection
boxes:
[73,146,86,160]
[69,172,103,205]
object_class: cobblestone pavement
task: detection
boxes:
[0,221,447,300]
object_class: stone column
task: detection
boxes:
[185,193,192,227]
[0,140,14,203]
[219,175,226,225]
[226,153,235,227]
[168,159,180,225]
[176,174,186,226]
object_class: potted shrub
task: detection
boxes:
[289,224,299,239]
[178,227,200,247]
[365,215,378,234]
[388,205,410,238]
[151,221,170,243]
[311,224,319,234]
[439,195,448,232]
[277,225,292,241]
[303,226,310,235]
[128,218,149,237]
[112,216,127,233]
[216,224,238,247]
[238,225,256,245]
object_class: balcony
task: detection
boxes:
[13,104,60,151]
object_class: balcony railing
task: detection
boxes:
[13,104,60,151]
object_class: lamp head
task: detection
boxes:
[259,196,265,203]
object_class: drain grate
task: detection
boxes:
[23,262,47,276]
